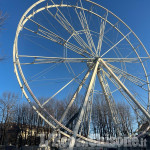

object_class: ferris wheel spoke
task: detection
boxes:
[42,68,87,107]
[97,11,108,56]
[19,55,94,65]
[100,58,150,121]
[101,31,132,57]
[46,5,95,56]
[97,69,121,135]
[75,0,96,54]
[24,26,89,58]
[103,57,150,63]
[56,69,91,127]
[107,63,149,90]
[104,21,120,35]
[105,68,148,108]
[23,18,92,58]
[69,58,100,149]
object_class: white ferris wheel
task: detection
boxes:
[13,0,150,149]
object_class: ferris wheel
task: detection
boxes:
[13,0,150,149]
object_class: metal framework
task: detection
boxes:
[13,0,150,149]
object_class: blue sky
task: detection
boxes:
[0,0,150,99]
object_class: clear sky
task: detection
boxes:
[0,0,150,99]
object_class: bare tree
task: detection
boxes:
[0,92,18,124]
[91,94,133,138]
[117,102,133,135]
[0,92,18,145]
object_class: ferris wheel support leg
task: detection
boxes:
[97,70,121,136]
[69,59,100,150]
[57,69,91,126]
[100,58,150,121]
